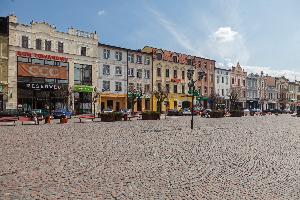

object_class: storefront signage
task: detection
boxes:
[73,85,93,93]
[16,51,68,62]
[19,83,62,90]
[18,63,68,79]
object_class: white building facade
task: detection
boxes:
[6,15,99,114]
[214,67,231,106]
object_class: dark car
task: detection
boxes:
[0,109,26,117]
[52,109,72,119]
[167,109,183,116]
[271,109,282,114]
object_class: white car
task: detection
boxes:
[182,108,192,115]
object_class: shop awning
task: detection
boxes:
[197,97,209,101]
[73,85,94,93]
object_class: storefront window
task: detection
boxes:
[74,63,92,85]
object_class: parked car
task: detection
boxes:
[120,109,131,116]
[103,108,113,113]
[282,109,293,114]
[243,109,250,115]
[0,109,26,117]
[201,109,212,117]
[182,108,192,115]
[27,109,49,119]
[192,107,201,115]
[272,109,283,114]
[167,109,183,116]
[52,109,72,119]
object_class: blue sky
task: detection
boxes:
[1,0,300,80]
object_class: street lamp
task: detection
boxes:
[187,69,206,129]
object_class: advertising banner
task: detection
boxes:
[18,63,68,79]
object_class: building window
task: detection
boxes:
[74,63,92,85]
[157,83,162,91]
[115,66,122,76]
[36,39,42,50]
[137,69,143,78]
[238,79,240,86]
[128,68,134,77]
[115,51,122,61]
[128,83,135,90]
[187,59,192,65]
[217,76,220,83]
[222,76,224,83]
[103,49,110,59]
[58,42,64,53]
[182,85,185,94]
[103,81,110,91]
[115,82,122,91]
[182,71,185,79]
[144,70,150,79]
[136,55,142,64]
[173,56,178,63]
[166,69,169,78]
[128,53,134,63]
[22,36,28,48]
[243,80,246,86]
[144,84,150,93]
[226,77,228,85]
[174,70,177,78]
[137,83,142,91]
[174,85,178,93]
[45,40,51,51]
[145,56,150,65]
[157,68,161,77]
[211,74,214,82]
[166,84,170,93]
[81,47,87,56]
[232,78,234,84]
[103,65,110,75]
[222,89,224,96]
[156,53,162,60]
[204,86,207,94]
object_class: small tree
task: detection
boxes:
[209,92,224,110]
[128,85,141,111]
[152,88,169,113]
[229,87,241,111]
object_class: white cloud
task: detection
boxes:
[211,27,238,43]
[97,10,106,16]
[243,65,300,82]
[208,26,249,66]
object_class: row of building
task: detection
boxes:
[0,15,299,114]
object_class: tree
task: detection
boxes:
[128,85,141,111]
[209,92,225,110]
[152,88,169,113]
[229,87,241,111]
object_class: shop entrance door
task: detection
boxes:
[0,94,3,111]
[116,102,120,111]
[107,100,113,110]
[137,99,142,111]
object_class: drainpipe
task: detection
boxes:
[126,49,129,109]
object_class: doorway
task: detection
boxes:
[137,98,142,111]
[101,102,105,111]
[116,102,120,111]
[107,100,113,110]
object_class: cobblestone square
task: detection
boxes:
[0,115,299,199]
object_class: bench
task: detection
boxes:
[18,116,41,125]
[78,115,95,122]
[0,117,18,125]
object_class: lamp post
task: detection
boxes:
[187,69,205,129]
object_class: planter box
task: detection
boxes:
[210,111,225,118]
[230,111,244,117]
[142,112,160,120]
[100,113,115,122]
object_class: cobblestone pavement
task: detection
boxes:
[0,115,299,199]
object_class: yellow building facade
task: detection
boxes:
[142,47,194,112]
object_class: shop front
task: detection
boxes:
[73,85,93,114]
[16,51,69,113]
[100,93,127,112]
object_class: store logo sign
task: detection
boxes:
[23,83,62,90]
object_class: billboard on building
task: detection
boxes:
[18,63,68,79]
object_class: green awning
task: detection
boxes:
[197,97,209,101]
[73,85,94,93]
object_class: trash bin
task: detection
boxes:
[45,116,51,124]
[124,114,128,121]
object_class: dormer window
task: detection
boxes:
[173,56,178,63]
[22,36,28,48]
[156,53,162,60]
[45,40,51,51]
[187,58,192,65]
